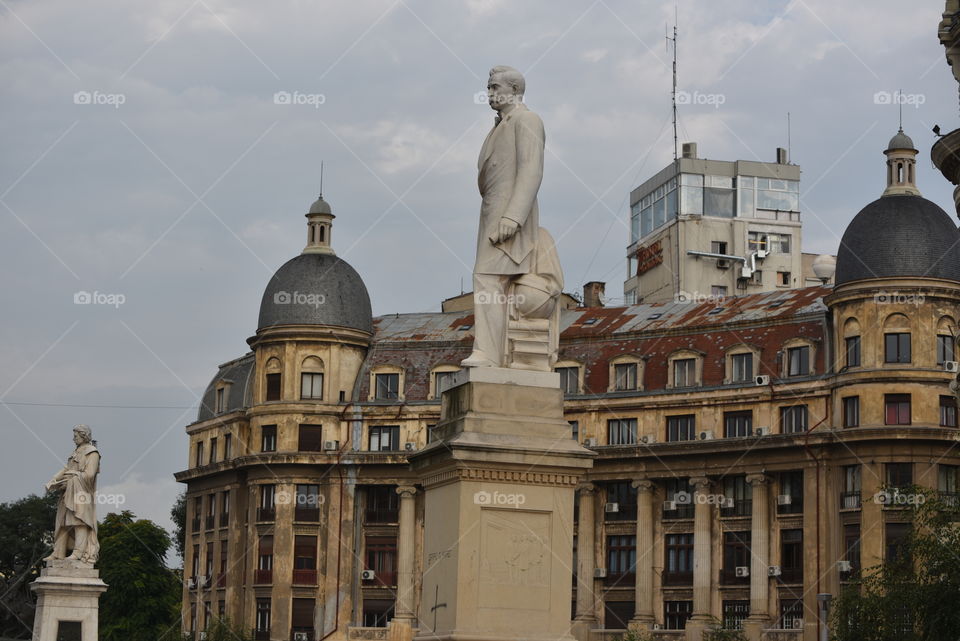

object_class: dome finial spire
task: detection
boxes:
[883,125,920,197]
[319,160,324,199]
[304,177,336,256]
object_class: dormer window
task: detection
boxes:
[786,345,811,377]
[215,384,230,414]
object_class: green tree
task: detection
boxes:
[831,488,960,641]
[0,492,57,639]
[170,491,186,561]
[185,618,255,641]
[98,510,182,641]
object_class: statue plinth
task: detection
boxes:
[31,561,107,641]
[410,367,593,641]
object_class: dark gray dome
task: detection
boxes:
[308,196,332,215]
[835,195,960,285]
[887,129,915,151]
[257,253,373,333]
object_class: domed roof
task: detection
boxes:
[308,195,332,215]
[835,195,960,285]
[887,128,915,151]
[257,252,373,333]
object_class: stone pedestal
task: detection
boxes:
[410,367,594,641]
[31,561,107,641]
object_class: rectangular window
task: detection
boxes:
[614,362,638,391]
[780,529,803,583]
[776,271,791,286]
[195,441,204,467]
[673,358,697,387]
[786,345,810,376]
[255,598,271,636]
[293,536,317,585]
[731,352,753,382]
[780,405,808,433]
[844,524,861,576]
[258,485,276,523]
[747,231,767,252]
[711,240,728,255]
[886,462,913,490]
[885,523,911,564]
[778,471,804,514]
[711,285,728,298]
[291,598,316,638]
[722,600,750,630]
[664,601,693,630]
[843,396,860,427]
[301,372,323,400]
[779,599,803,630]
[841,465,861,509]
[191,544,199,578]
[884,333,912,363]
[206,493,215,530]
[223,433,232,459]
[663,478,694,519]
[220,491,230,527]
[255,536,273,584]
[606,534,637,578]
[845,336,861,368]
[215,387,226,413]
[369,425,400,451]
[265,373,281,401]
[434,371,456,399]
[374,373,400,400]
[667,415,696,442]
[938,334,954,365]
[365,537,398,587]
[260,425,277,452]
[569,420,579,441]
[724,410,752,438]
[298,424,323,451]
[720,475,751,517]
[604,601,636,631]
[556,366,579,395]
[362,600,395,628]
[607,418,637,445]
[663,534,694,585]
[721,531,751,585]
[191,498,201,533]
[365,486,400,523]
[940,464,959,507]
[295,484,320,522]
[941,396,958,427]
[605,481,638,521]
[884,394,911,425]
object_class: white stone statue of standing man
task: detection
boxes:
[44,424,101,565]
[462,66,564,371]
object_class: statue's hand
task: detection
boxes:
[492,217,520,244]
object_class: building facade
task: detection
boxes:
[176,130,960,641]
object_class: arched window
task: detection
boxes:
[724,344,760,385]
[843,318,861,369]
[668,349,703,388]
[300,356,324,400]
[265,357,282,402]
[883,313,911,364]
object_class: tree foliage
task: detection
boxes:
[170,491,186,562]
[0,492,57,639]
[831,489,960,641]
[98,510,182,641]
[184,618,255,641]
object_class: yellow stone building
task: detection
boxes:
[176,131,960,641]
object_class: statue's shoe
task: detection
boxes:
[460,352,496,368]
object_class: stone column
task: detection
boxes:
[629,480,655,630]
[743,474,771,641]
[686,477,713,641]
[573,483,598,634]
[393,485,418,627]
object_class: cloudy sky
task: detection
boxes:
[1,0,957,557]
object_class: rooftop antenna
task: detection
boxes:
[319,160,324,197]
[666,10,678,161]
[787,112,792,164]
[898,88,903,131]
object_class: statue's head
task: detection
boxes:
[487,65,525,112]
[73,424,92,445]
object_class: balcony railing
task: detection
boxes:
[220,513,229,527]
[290,628,315,641]
[939,491,960,507]
[254,569,273,585]
[779,567,803,584]
[604,505,638,521]
[293,569,318,585]
[217,573,226,588]
[190,518,201,533]
[662,504,695,520]
[661,571,693,586]
[363,571,397,588]
[205,515,215,530]
[719,568,750,585]
[365,508,399,524]
[840,492,861,510]
[257,507,276,522]
[295,507,320,522]
[719,499,752,518]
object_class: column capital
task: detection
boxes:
[746,473,771,486]
[631,479,655,493]
[576,482,597,493]
[689,476,711,491]
[396,485,418,498]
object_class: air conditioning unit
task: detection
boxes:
[768,565,782,577]
[640,434,656,444]
[777,494,793,505]
[323,440,339,451]
[755,375,770,385]
[361,570,376,581]
[837,560,852,573]
[404,442,416,452]
[735,566,750,578]
[791,619,803,629]
[946,361,959,373]
[584,437,598,447]
[294,633,309,641]
[699,430,715,440]
[186,577,196,589]
[723,497,735,508]
[652,624,662,631]
[663,500,677,511]
[604,502,620,513]
[756,249,770,260]
[755,427,770,436]
[593,568,607,578]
